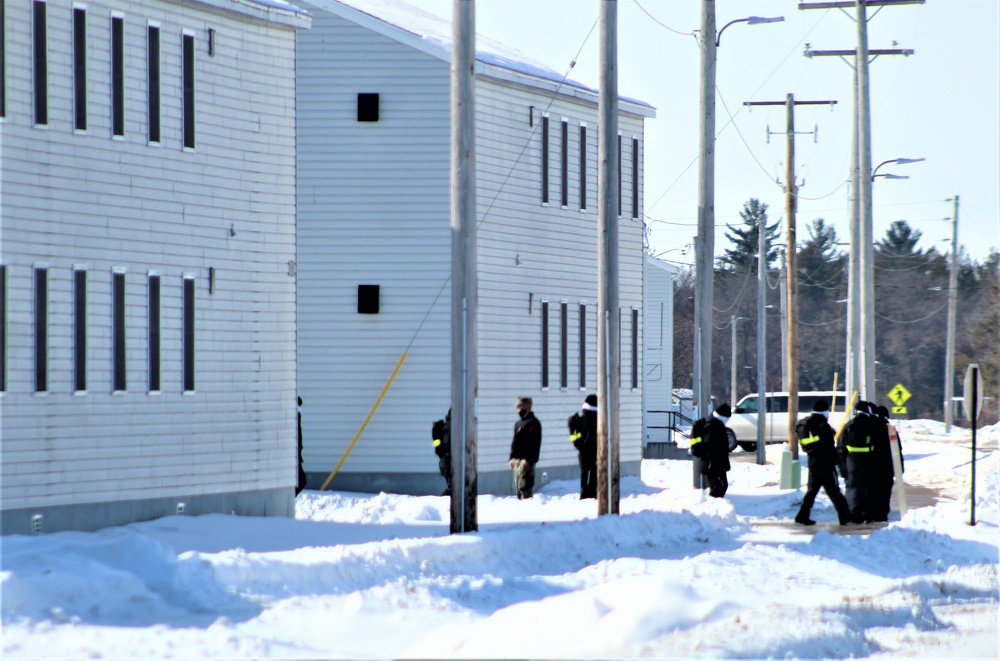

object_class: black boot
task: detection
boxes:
[794,512,816,526]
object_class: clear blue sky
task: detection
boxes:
[421,0,999,266]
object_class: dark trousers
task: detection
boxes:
[580,461,597,499]
[705,469,728,498]
[439,456,452,496]
[869,476,894,522]
[845,460,873,523]
[799,463,850,522]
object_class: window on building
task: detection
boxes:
[182,33,195,149]
[632,137,639,219]
[183,276,195,391]
[357,93,379,122]
[73,7,86,131]
[148,274,160,392]
[111,16,124,136]
[1,0,6,118]
[578,302,587,389]
[147,25,160,143]
[540,116,549,204]
[578,125,587,211]
[33,0,47,125]
[617,134,623,217]
[540,300,549,389]
[34,267,48,392]
[560,120,568,208]
[631,307,639,390]
[74,268,87,392]
[0,265,6,392]
[112,271,126,392]
[560,301,568,389]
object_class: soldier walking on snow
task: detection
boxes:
[795,399,851,526]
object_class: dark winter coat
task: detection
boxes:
[568,410,597,468]
[510,410,542,465]
[796,413,840,474]
[700,416,731,474]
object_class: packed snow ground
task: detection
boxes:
[3,420,998,659]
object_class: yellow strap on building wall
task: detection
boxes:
[320,352,408,491]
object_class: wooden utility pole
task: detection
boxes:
[745,95,836,458]
[944,195,959,431]
[800,0,923,400]
[450,0,477,534]
[596,0,620,516]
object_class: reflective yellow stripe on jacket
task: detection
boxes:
[433,439,442,447]
[570,432,582,442]
[801,433,821,447]
[846,445,872,453]
[689,436,703,447]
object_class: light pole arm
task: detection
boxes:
[717,16,784,46]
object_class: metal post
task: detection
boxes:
[756,210,767,465]
[596,0,620,516]
[695,0,717,424]
[731,315,738,406]
[449,0,477,534]
[779,265,788,392]
[846,66,861,406]
[944,195,959,431]
[856,0,876,401]
[784,93,799,458]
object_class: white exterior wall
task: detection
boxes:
[643,256,678,445]
[294,3,650,493]
[1,0,306,532]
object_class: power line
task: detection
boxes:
[631,0,694,36]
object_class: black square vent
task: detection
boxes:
[357,93,380,122]
[358,284,380,314]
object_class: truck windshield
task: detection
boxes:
[734,397,758,414]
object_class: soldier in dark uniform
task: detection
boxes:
[795,399,851,526]
[432,409,451,496]
[839,400,876,523]
[568,394,598,499]
[869,404,895,522]
[691,403,732,498]
[509,396,542,499]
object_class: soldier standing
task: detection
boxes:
[795,399,851,526]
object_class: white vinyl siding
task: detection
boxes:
[1,0,304,518]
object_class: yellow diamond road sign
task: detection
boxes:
[888,383,911,407]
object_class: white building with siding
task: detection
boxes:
[0,0,310,534]
[295,0,654,495]
[642,255,680,447]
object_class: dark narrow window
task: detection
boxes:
[182,34,195,149]
[560,120,568,207]
[183,277,195,391]
[148,275,160,391]
[560,301,568,389]
[112,271,126,391]
[540,300,549,389]
[34,267,48,392]
[111,16,124,136]
[147,25,160,143]
[33,0,47,125]
[578,303,587,389]
[632,137,640,219]
[74,269,87,392]
[579,125,587,210]
[1,0,6,118]
[540,116,549,204]
[631,307,639,390]
[617,134,623,217]
[73,8,86,130]
[357,93,379,122]
[0,265,6,392]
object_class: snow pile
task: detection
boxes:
[2,419,997,659]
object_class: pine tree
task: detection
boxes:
[718,199,781,271]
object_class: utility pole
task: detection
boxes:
[596,0,620,516]
[944,195,960,431]
[779,265,788,392]
[756,210,767,465]
[731,315,738,406]
[745,95,836,458]
[450,0,477,534]
[694,0,717,429]
[800,0,922,400]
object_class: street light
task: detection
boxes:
[872,157,925,181]
[694,5,784,484]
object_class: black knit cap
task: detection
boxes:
[715,403,732,418]
[585,394,597,407]
[813,399,830,413]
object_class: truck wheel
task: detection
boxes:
[738,442,757,453]
[726,429,738,453]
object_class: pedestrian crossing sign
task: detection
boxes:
[892,406,907,415]
[888,383,911,407]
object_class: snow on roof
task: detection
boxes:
[307,0,652,109]
[245,0,309,14]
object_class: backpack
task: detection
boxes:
[795,419,818,454]
[689,418,708,458]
